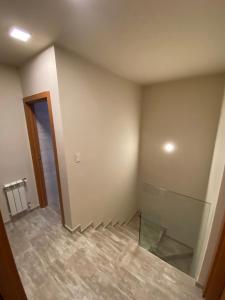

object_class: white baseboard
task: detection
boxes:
[195,281,203,289]
[120,220,127,226]
[94,221,104,229]
[64,224,81,233]
[112,220,120,226]
[64,210,139,234]
[125,210,139,225]
[80,221,94,233]
[104,220,112,229]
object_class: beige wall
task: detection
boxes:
[140,74,225,278]
[0,64,39,222]
[2,46,223,283]
[140,74,225,200]
[20,46,73,228]
[195,89,225,285]
[55,47,141,229]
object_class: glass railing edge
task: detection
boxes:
[142,182,211,205]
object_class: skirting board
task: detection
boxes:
[95,222,104,230]
[104,220,112,229]
[65,222,94,233]
[195,281,203,289]
[64,224,81,233]
[80,222,94,233]
[125,210,140,225]
[112,221,120,226]
[64,210,139,234]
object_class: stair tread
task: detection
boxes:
[140,221,166,250]
[124,224,139,237]
[115,225,138,242]
[126,214,140,231]
[151,236,193,259]
[106,225,136,244]
[98,227,127,252]
[83,229,121,260]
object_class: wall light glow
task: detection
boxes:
[163,142,176,153]
[9,27,31,42]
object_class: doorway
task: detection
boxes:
[23,91,64,224]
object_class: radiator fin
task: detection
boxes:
[4,179,28,217]
[6,189,17,216]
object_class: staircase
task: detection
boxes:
[77,213,193,275]
[81,214,140,259]
[140,218,194,274]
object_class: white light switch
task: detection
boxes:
[75,153,81,163]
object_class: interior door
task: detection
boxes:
[24,99,48,208]
[204,215,225,300]
[0,211,27,299]
[220,288,225,300]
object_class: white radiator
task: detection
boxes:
[3,178,28,216]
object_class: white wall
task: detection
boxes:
[195,89,225,285]
[139,75,225,270]
[55,47,142,229]
[0,64,39,222]
[20,46,73,228]
[140,75,225,200]
[1,47,224,284]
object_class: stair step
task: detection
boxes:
[83,229,121,260]
[97,227,126,252]
[140,220,166,251]
[126,214,140,231]
[162,252,193,260]
[115,225,138,242]
[106,225,135,245]
[124,223,139,237]
[151,235,193,260]
[164,255,193,274]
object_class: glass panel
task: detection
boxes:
[139,182,211,277]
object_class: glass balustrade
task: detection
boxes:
[139,182,211,277]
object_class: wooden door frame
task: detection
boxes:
[23,91,65,225]
[203,214,225,300]
[0,211,27,299]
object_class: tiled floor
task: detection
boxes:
[5,207,203,300]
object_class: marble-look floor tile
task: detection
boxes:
[5,207,203,300]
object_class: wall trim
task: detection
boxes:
[112,221,120,226]
[64,224,81,233]
[125,210,139,225]
[104,220,112,229]
[80,222,94,233]
[195,281,203,289]
[64,211,139,234]
[94,222,104,230]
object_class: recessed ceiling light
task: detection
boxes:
[163,142,176,153]
[9,27,31,42]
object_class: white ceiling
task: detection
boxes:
[1,0,225,84]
